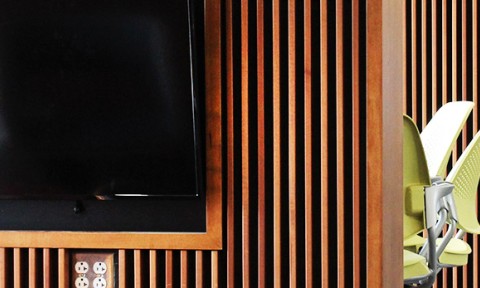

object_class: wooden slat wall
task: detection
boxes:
[405,0,480,287]
[0,0,408,287]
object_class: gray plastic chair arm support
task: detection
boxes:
[424,183,455,229]
[420,209,448,258]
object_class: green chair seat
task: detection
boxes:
[404,234,426,253]
[438,238,472,266]
[404,234,471,267]
[404,250,430,280]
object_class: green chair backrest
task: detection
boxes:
[404,115,431,239]
[446,131,480,233]
[421,101,474,178]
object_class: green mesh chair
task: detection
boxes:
[403,116,469,287]
[421,101,474,179]
[403,115,440,286]
[405,101,473,252]
[446,131,480,236]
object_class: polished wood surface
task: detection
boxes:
[336,0,345,286]
[256,0,266,286]
[272,0,281,286]
[320,0,330,285]
[0,0,448,286]
[304,0,312,286]
[241,0,250,285]
[367,0,404,287]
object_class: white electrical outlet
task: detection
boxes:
[93,277,107,288]
[93,262,107,275]
[75,261,90,274]
[75,276,90,288]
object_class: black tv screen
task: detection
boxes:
[0,0,202,199]
[0,0,206,232]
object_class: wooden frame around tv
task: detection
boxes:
[0,0,222,250]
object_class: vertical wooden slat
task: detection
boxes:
[165,251,173,288]
[421,0,427,127]
[241,0,250,286]
[352,0,361,286]
[195,251,203,288]
[336,0,345,286]
[452,0,457,102]
[432,0,438,112]
[304,0,313,286]
[150,250,157,288]
[29,248,36,288]
[256,0,266,286]
[0,249,5,288]
[58,249,68,288]
[211,251,218,288]
[473,0,478,284]
[13,248,20,288]
[118,250,126,288]
[288,0,297,287]
[320,0,329,286]
[272,0,282,286]
[442,0,448,104]
[411,0,418,121]
[180,251,188,288]
[451,1,458,285]
[366,0,404,286]
[134,250,142,288]
[43,249,50,288]
[225,0,235,286]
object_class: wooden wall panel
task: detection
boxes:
[0,0,411,287]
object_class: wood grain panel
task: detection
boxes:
[43,249,51,287]
[411,0,418,121]
[442,0,448,104]
[165,251,173,288]
[211,251,218,288]
[366,0,404,287]
[473,0,478,284]
[150,250,157,288]
[225,0,235,286]
[0,249,5,288]
[195,251,203,288]
[29,248,36,288]
[432,0,438,112]
[288,0,297,286]
[181,251,188,288]
[118,250,126,288]
[320,0,330,285]
[241,0,250,286]
[134,250,142,288]
[352,0,361,286]
[336,0,345,286]
[13,249,20,288]
[256,0,266,286]
[272,0,282,286]
[304,0,313,286]
[58,249,68,288]
[421,0,427,127]
[0,1,426,287]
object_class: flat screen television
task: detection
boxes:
[0,0,206,232]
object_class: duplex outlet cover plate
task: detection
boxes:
[71,250,116,288]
